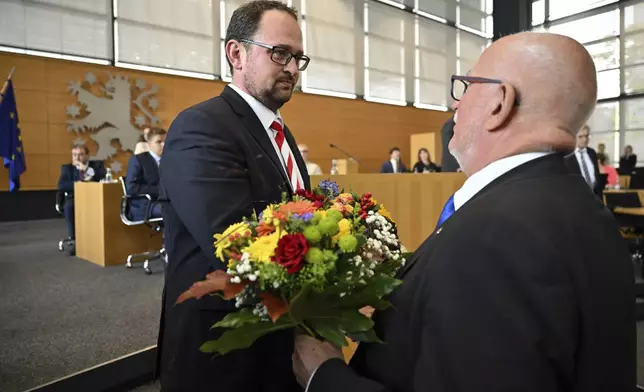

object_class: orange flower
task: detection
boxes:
[274,200,317,221]
[256,221,276,237]
[335,193,354,204]
[331,202,354,215]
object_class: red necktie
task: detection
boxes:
[271,121,302,191]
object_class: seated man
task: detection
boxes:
[380,147,408,173]
[57,143,106,255]
[125,127,166,220]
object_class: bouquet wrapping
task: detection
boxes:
[177,180,407,355]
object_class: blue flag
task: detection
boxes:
[0,80,26,191]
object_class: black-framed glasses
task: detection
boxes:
[451,75,519,106]
[240,39,310,71]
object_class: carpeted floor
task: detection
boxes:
[0,219,164,392]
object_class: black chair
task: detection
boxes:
[604,191,644,276]
[118,177,165,275]
[55,191,74,252]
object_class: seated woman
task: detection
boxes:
[412,148,441,173]
[133,127,151,155]
[598,153,619,188]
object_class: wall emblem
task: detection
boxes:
[65,72,161,170]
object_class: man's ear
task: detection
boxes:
[484,83,517,132]
[225,40,246,73]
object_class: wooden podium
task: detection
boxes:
[74,182,163,267]
[335,159,359,174]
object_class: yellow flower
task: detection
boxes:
[378,204,393,222]
[214,222,251,261]
[333,218,352,243]
[244,230,286,263]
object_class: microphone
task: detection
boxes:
[329,143,360,163]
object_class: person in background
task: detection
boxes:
[440,116,460,172]
[126,128,166,220]
[619,145,637,174]
[598,152,619,188]
[412,148,441,173]
[565,125,602,196]
[298,144,322,175]
[380,147,408,173]
[597,143,607,162]
[57,143,106,255]
[134,127,151,155]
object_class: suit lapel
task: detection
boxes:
[221,86,292,190]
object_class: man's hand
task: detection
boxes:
[293,335,344,388]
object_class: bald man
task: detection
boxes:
[298,144,322,175]
[293,33,635,392]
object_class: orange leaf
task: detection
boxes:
[259,292,289,322]
[176,270,247,305]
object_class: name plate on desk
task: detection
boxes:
[74,182,162,267]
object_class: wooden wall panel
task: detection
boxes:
[0,52,451,190]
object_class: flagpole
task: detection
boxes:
[0,66,16,104]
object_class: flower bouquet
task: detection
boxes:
[177,180,408,355]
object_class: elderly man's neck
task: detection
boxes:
[462,125,575,175]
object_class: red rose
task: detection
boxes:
[297,189,325,208]
[272,233,309,274]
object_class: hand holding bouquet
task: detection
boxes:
[177,180,407,355]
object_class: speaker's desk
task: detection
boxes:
[74,182,163,267]
[312,173,466,252]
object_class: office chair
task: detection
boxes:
[118,177,165,275]
[55,191,74,252]
[604,191,644,277]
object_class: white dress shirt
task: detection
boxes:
[453,152,551,211]
[390,159,398,173]
[149,150,161,166]
[574,148,596,186]
[228,84,304,191]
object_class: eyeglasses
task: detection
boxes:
[240,39,311,71]
[451,75,520,106]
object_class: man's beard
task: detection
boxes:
[245,75,295,112]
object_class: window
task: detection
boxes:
[302,0,358,95]
[532,0,546,25]
[588,102,619,132]
[116,0,215,74]
[625,2,644,33]
[457,30,488,74]
[415,0,456,21]
[547,10,619,44]
[415,17,455,106]
[548,0,618,20]
[625,98,644,130]
[0,0,111,59]
[365,1,408,103]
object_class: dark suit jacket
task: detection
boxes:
[158,86,309,392]
[57,160,106,194]
[440,117,460,172]
[380,161,408,173]
[565,147,603,196]
[125,152,160,221]
[619,154,637,174]
[309,154,635,392]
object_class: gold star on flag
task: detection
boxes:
[9,112,15,119]
[17,147,22,153]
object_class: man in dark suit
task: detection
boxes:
[57,143,106,255]
[125,128,166,221]
[294,33,635,392]
[157,2,310,391]
[619,145,637,175]
[440,116,460,172]
[565,124,603,196]
[379,147,408,173]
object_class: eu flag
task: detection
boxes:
[0,80,26,191]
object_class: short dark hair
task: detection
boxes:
[597,152,607,165]
[147,127,167,139]
[389,147,401,155]
[72,143,89,155]
[224,1,299,74]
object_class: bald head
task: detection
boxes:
[298,144,309,162]
[449,32,597,175]
[481,33,597,134]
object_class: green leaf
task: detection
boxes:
[361,274,402,298]
[212,308,262,329]
[311,320,348,348]
[335,309,374,333]
[346,328,384,344]
[200,317,296,355]
[287,284,314,324]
